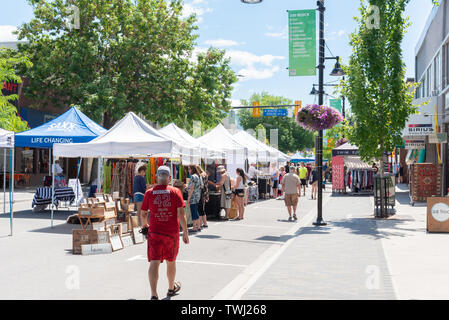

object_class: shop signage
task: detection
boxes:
[288,9,316,77]
[30,137,74,144]
[332,149,358,156]
[431,202,449,223]
[263,109,288,117]
[1,81,19,107]
[428,133,448,144]
[405,124,434,136]
[427,197,449,233]
[405,139,425,150]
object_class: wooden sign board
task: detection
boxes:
[81,243,112,255]
[133,227,145,244]
[110,235,124,251]
[91,222,105,231]
[109,224,122,236]
[427,197,449,233]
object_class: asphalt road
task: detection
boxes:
[0,189,321,300]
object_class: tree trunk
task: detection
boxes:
[103,111,115,130]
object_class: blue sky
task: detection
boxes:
[0,0,435,109]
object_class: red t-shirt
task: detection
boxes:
[141,185,185,236]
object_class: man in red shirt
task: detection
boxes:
[141,166,189,300]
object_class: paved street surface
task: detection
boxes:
[1,184,449,300]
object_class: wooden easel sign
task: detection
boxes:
[133,227,144,244]
[110,235,124,251]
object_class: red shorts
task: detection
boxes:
[147,232,179,262]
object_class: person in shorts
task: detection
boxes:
[133,165,148,227]
[281,166,301,221]
[298,162,308,196]
[141,166,189,300]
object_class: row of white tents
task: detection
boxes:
[2,110,290,235]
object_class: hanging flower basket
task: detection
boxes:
[296,104,344,132]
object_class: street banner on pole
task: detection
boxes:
[288,9,316,77]
[329,99,342,113]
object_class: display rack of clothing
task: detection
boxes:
[347,170,374,194]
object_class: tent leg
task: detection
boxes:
[49,148,51,176]
[3,148,6,216]
[76,157,82,205]
[51,155,55,228]
[171,153,174,186]
[9,148,13,236]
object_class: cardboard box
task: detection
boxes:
[81,243,112,255]
[72,230,110,254]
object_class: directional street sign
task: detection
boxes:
[263,109,288,117]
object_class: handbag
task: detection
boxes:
[223,177,233,200]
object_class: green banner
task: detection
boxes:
[288,10,316,77]
[329,99,342,113]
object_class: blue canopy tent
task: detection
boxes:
[15,106,106,228]
[290,152,315,164]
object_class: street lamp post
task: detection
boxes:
[313,0,326,226]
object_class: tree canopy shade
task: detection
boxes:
[342,0,419,167]
[237,92,315,154]
[17,0,238,129]
[0,48,30,132]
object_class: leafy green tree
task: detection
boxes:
[0,48,31,132]
[17,0,237,129]
[343,0,421,217]
[238,92,315,153]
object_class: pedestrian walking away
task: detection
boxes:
[140,166,189,300]
[298,162,308,196]
[281,166,301,221]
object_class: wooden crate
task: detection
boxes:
[72,230,110,255]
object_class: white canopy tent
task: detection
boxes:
[232,130,278,163]
[0,128,14,236]
[197,124,248,178]
[157,123,223,164]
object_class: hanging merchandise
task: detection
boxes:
[118,160,128,198]
[158,157,163,167]
[179,165,185,183]
[150,158,157,184]
[103,163,112,194]
[146,160,151,185]
[127,161,136,198]
[111,161,120,194]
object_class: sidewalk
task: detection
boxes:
[240,192,396,300]
[236,184,449,300]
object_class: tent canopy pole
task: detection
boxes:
[51,154,55,228]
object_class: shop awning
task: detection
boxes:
[344,156,373,170]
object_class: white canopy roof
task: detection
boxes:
[198,124,247,154]
[53,112,191,158]
[158,123,223,160]
[0,128,14,148]
[233,130,278,163]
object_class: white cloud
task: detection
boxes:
[192,47,284,81]
[237,66,281,81]
[264,26,288,39]
[204,39,239,47]
[0,25,18,42]
[182,0,213,23]
[225,50,285,67]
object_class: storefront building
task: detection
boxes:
[410,0,449,196]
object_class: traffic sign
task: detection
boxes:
[263,109,288,117]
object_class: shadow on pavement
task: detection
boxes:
[0,209,76,221]
[29,223,80,235]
